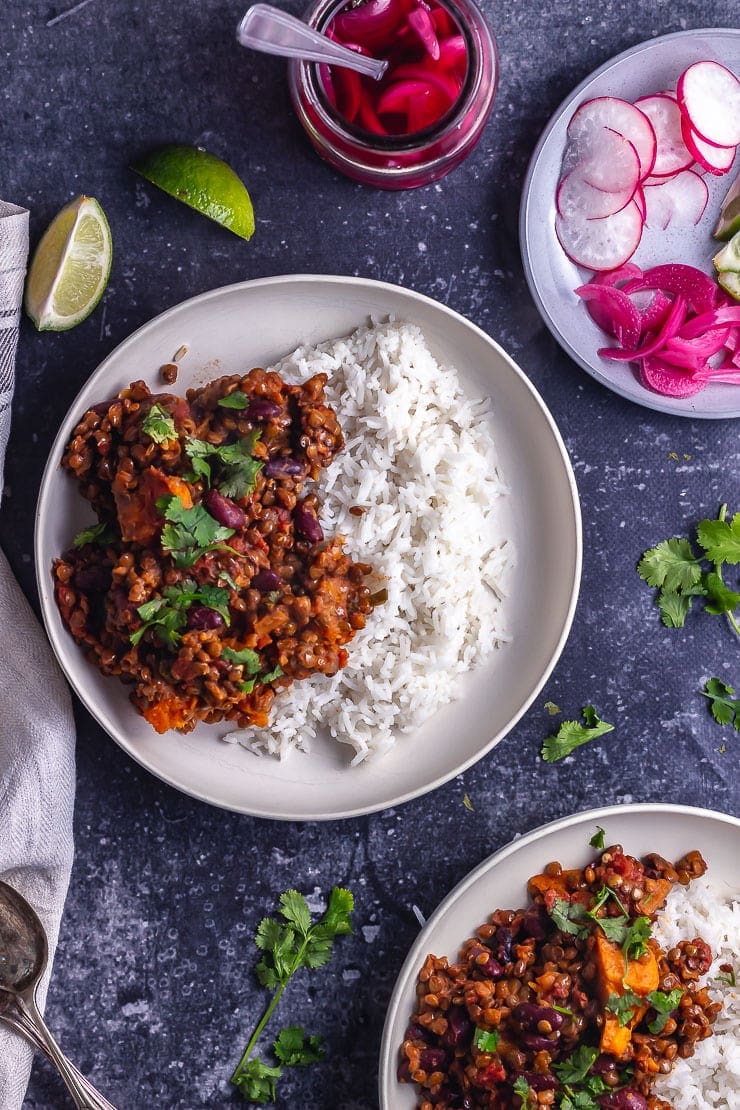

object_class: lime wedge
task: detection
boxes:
[714,230,740,274]
[719,271,740,302]
[714,173,740,241]
[24,196,112,332]
[131,145,255,241]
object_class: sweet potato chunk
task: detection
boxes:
[113,466,192,545]
[595,932,659,1060]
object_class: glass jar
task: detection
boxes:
[288,0,498,190]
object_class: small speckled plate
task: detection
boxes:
[520,28,740,419]
[35,275,580,821]
[379,803,740,1108]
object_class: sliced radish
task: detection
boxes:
[643,170,709,230]
[680,117,736,175]
[555,201,643,271]
[563,126,641,196]
[640,356,706,397]
[557,166,635,220]
[677,61,740,149]
[634,94,693,176]
[566,96,657,180]
[633,186,646,221]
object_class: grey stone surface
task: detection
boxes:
[1,0,739,1106]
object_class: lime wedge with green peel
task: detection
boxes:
[131,145,255,241]
[714,173,740,241]
[24,196,112,331]
[719,271,740,302]
[713,230,740,274]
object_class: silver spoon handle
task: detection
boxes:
[0,1009,117,1110]
[14,997,116,1110]
[237,3,388,80]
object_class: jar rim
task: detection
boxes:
[289,0,495,154]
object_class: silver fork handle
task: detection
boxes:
[10,997,117,1110]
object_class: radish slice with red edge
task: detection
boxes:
[566,96,657,180]
[633,186,646,221]
[576,128,641,196]
[634,94,693,177]
[574,283,642,347]
[643,170,709,230]
[598,294,687,361]
[557,167,636,221]
[621,264,717,315]
[680,117,736,176]
[640,356,707,397]
[677,61,740,149]
[555,200,643,271]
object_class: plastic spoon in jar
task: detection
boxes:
[236,4,388,80]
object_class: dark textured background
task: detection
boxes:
[2,0,739,1106]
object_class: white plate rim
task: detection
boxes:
[520,26,740,421]
[34,273,582,820]
[378,800,740,1106]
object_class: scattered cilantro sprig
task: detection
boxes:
[218,390,250,410]
[141,402,177,445]
[702,678,740,731]
[542,706,614,763]
[589,827,606,850]
[230,887,354,1104]
[606,990,642,1027]
[220,646,284,694]
[131,580,231,649]
[512,1075,535,1108]
[73,521,115,548]
[472,1027,499,1052]
[157,494,235,568]
[638,504,740,634]
[645,988,683,1034]
[185,430,263,497]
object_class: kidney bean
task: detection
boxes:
[522,1072,558,1091]
[480,956,504,980]
[493,925,514,963]
[90,398,115,415]
[599,1090,648,1110]
[522,904,550,940]
[247,398,281,420]
[264,455,304,479]
[419,1047,446,1072]
[397,1059,411,1082]
[204,488,246,530]
[186,606,225,631]
[73,565,112,593]
[443,1006,472,1048]
[513,1003,563,1031]
[252,568,281,592]
[404,1023,428,1043]
[294,500,323,544]
[520,1032,558,1051]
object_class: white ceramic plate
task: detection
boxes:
[521,28,740,419]
[35,275,581,820]
[379,802,740,1107]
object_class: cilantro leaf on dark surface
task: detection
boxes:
[702,571,740,616]
[657,590,693,628]
[473,1027,499,1052]
[218,390,250,409]
[589,827,606,850]
[549,899,589,937]
[141,401,177,444]
[272,1026,324,1067]
[542,706,614,763]
[73,521,115,547]
[696,511,740,565]
[157,494,235,568]
[606,990,641,1026]
[702,678,740,730]
[561,1091,600,1110]
[646,988,683,1033]
[637,537,701,592]
[231,1058,282,1104]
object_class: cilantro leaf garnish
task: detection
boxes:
[231,887,353,1103]
[238,664,284,697]
[513,1075,535,1108]
[130,580,231,649]
[223,645,262,673]
[218,390,250,410]
[646,988,683,1034]
[702,678,740,731]
[185,431,263,499]
[605,990,641,1027]
[561,1092,600,1110]
[218,570,239,591]
[593,915,630,945]
[272,1026,324,1067]
[473,1027,499,1052]
[542,706,614,763]
[549,899,589,937]
[589,827,606,850]
[638,505,740,635]
[157,494,235,569]
[141,401,177,445]
[73,521,115,548]
[552,1003,574,1017]
[553,1046,599,1086]
[622,916,651,964]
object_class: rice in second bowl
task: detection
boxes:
[224,319,514,763]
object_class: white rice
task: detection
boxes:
[653,875,740,1108]
[222,319,513,762]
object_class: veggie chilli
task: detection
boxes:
[399,844,721,1108]
[53,370,374,734]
